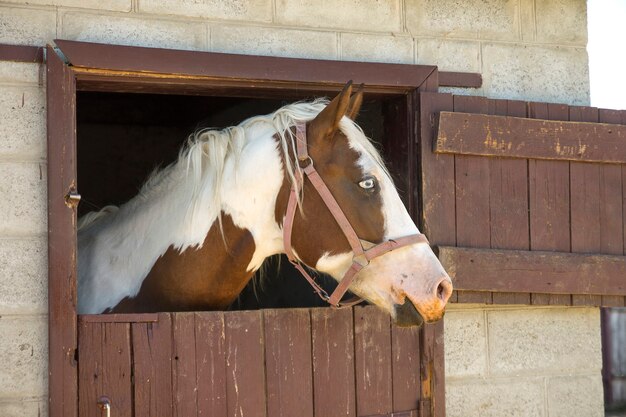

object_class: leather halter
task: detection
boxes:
[282,122,429,308]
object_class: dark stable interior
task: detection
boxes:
[76,91,401,310]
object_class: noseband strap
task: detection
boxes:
[283,122,429,308]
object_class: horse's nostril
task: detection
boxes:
[436,279,453,303]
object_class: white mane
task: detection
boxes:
[77,98,387,314]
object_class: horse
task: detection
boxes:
[77,82,453,327]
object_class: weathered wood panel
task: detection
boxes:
[172,313,197,417]
[264,309,314,417]
[435,111,626,163]
[311,307,356,417]
[132,314,173,417]
[354,306,393,417]
[391,325,421,412]
[527,102,572,306]
[453,96,492,304]
[440,246,626,295]
[195,312,227,417]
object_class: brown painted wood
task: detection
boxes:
[195,312,227,417]
[225,310,266,417]
[453,96,492,305]
[171,313,198,417]
[419,322,444,417]
[439,246,626,296]
[80,313,159,323]
[438,71,482,88]
[391,323,421,412]
[419,92,455,244]
[354,305,393,417]
[435,111,626,163]
[431,321,445,417]
[55,39,436,92]
[311,307,356,417]
[0,43,44,63]
[132,313,173,417]
[101,323,133,417]
[78,321,102,417]
[569,106,603,306]
[47,45,79,417]
[528,102,571,306]
[490,99,530,304]
[264,309,314,417]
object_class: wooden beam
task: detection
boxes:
[438,246,626,296]
[435,111,626,163]
[0,43,44,63]
[438,71,482,88]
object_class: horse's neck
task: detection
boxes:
[78,124,286,314]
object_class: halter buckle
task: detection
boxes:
[298,155,313,169]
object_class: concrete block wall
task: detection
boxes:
[0,1,595,416]
[445,305,604,417]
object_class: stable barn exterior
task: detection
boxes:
[0,1,617,417]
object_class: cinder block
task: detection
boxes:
[547,375,604,417]
[0,86,46,160]
[0,315,47,397]
[0,163,47,237]
[0,6,56,46]
[444,309,487,377]
[481,43,590,105]
[0,62,42,85]
[0,238,47,314]
[405,0,519,41]
[446,378,545,417]
[1,0,130,12]
[138,0,271,23]
[341,33,413,64]
[535,0,587,45]
[211,24,337,60]
[417,39,480,72]
[0,399,47,417]
[488,307,602,375]
[61,12,207,51]
[275,0,401,32]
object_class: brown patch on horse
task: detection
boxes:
[274,84,385,268]
[111,213,256,313]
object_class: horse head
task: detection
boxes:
[279,82,453,327]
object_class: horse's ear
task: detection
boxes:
[346,83,364,121]
[309,81,353,141]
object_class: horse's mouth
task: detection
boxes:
[393,299,425,328]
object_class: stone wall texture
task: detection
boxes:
[0,1,595,416]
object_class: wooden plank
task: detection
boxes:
[439,246,626,296]
[80,313,159,323]
[264,309,313,417]
[392,322,421,412]
[78,321,102,417]
[47,45,78,417]
[453,95,491,305]
[172,313,197,417]
[435,111,626,163]
[132,313,173,417]
[528,102,571,306]
[569,106,603,306]
[419,92,456,245]
[432,321,445,417]
[55,39,436,92]
[195,312,227,417]
[489,100,530,305]
[0,43,44,63]
[225,310,266,417]
[419,321,444,417]
[101,323,133,417]
[354,305,393,417]
[438,71,482,88]
[311,307,356,417]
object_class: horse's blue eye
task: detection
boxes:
[359,178,376,190]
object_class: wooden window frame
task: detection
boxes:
[46,40,446,417]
